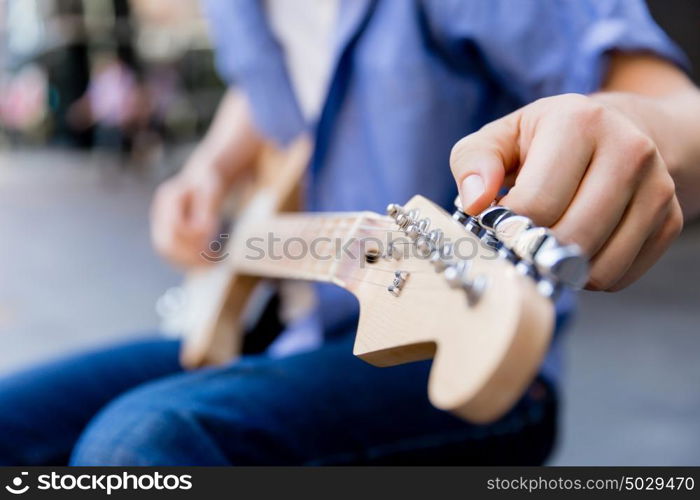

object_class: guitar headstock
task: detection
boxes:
[347,195,587,423]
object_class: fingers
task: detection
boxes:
[450,112,520,214]
[550,141,645,256]
[450,93,683,292]
[607,199,683,291]
[499,107,596,227]
[585,161,676,290]
[150,174,223,269]
[190,177,224,236]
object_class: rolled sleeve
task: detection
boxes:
[433,0,689,104]
[201,0,306,144]
[566,3,689,94]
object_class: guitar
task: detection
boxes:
[159,138,588,423]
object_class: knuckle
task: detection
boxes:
[565,95,605,126]
[666,203,684,238]
[654,173,677,208]
[622,134,658,173]
[587,270,614,292]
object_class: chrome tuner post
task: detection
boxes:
[430,242,454,272]
[452,195,482,235]
[385,197,588,303]
[444,260,485,306]
[388,270,410,297]
[470,203,590,295]
[386,203,402,217]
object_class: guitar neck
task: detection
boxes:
[230,211,390,287]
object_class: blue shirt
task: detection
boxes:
[203,0,686,379]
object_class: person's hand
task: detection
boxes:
[150,90,263,269]
[450,93,683,291]
[150,153,232,269]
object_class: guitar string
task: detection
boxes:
[242,219,486,287]
[251,223,458,278]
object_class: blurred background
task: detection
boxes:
[0,0,698,465]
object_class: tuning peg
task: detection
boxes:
[452,195,468,223]
[511,227,552,261]
[428,229,443,246]
[533,242,589,289]
[387,270,410,297]
[405,224,421,240]
[396,208,418,228]
[480,233,500,250]
[452,196,481,234]
[430,242,453,272]
[444,260,470,288]
[493,214,533,249]
[444,260,486,306]
[465,274,487,306]
[536,278,558,298]
[476,206,512,231]
[515,260,537,279]
[415,228,442,258]
[417,218,430,233]
[384,241,403,260]
[415,237,432,257]
[395,213,407,228]
[386,203,403,218]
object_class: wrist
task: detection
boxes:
[184,146,237,186]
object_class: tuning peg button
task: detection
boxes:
[396,213,409,229]
[417,218,430,233]
[476,206,512,231]
[397,209,419,230]
[430,243,453,272]
[512,227,553,261]
[428,229,443,245]
[444,260,486,306]
[386,203,403,218]
[415,237,432,257]
[387,270,410,297]
[444,260,470,288]
[493,214,533,249]
[405,224,421,240]
[534,243,589,289]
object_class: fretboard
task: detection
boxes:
[230,211,391,287]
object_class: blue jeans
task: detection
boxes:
[0,335,556,465]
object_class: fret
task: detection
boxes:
[230,212,389,285]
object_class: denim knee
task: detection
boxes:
[69,383,229,466]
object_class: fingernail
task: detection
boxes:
[460,175,484,210]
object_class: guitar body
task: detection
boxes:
[179,137,312,368]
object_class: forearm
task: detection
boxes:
[188,88,264,184]
[642,90,700,218]
[597,53,700,219]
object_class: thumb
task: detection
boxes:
[449,112,521,214]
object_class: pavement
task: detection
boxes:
[0,148,698,465]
